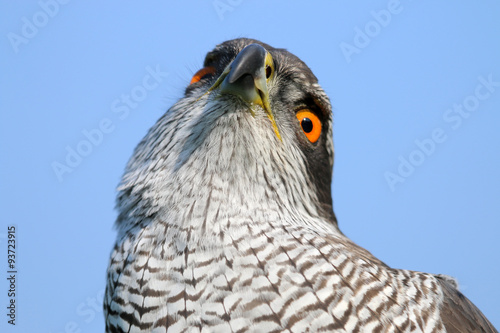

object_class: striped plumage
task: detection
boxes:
[104,38,497,332]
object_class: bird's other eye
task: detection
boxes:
[265,65,272,79]
[296,109,322,143]
[190,66,216,85]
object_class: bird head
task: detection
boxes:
[116,38,337,232]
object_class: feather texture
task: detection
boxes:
[104,38,497,332]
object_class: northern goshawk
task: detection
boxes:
[104,38,497,332]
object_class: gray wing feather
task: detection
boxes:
[437,276,498,333]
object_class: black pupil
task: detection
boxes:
[301,118,313,133]
[265,65,272,79]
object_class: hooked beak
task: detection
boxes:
[207,44,281,141]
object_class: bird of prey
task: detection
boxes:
[104,38,497,332]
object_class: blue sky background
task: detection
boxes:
[1,1,499,331]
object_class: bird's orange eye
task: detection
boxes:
[296,109,322,143]
[190,66,216,85]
